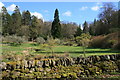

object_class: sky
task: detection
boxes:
[0,2,118,25]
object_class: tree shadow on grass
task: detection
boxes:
[35,50,120,54]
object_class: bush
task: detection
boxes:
[113,42,120,50]
[54,39,61,45]
[46,36,55,45]
[90,36,104,48]
[36,37,45,44]
[2,35,27,46]
[103,40,116,48]
[90,32,118,49]
[62,41,74,46]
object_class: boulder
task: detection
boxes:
[0,62,7,70]
[38,61,43,67]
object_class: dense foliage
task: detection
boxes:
[1,3,119,41]
[88,3,119,35]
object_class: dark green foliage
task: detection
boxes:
[89,19,96,35]
[74,25,82,37]
[29,16,39,40]
[1,3,120,43]
[11,6,22,35]
[83,21,89,33]
[89,25,93,35]
[118,10,120,28]
[1,6,13,35]
[51,9,61,38]
[95,20,105,35]
[22,10,31,26]
[18,25,30,40]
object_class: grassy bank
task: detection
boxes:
[2,42,120,57]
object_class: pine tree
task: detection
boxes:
[89,19,96,35]
[118,9,120,28]
[29,16,41,40]
[51,9,61,38]
[1,6,13,35]
[22,10,31,26]
[89,24,93,35]
[75,24,82,37]
[83,21,89,33]
[95,20,104,35]
[11,6,22,35]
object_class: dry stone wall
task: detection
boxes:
[0,54,120,79]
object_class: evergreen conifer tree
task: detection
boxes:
[51,9,61,38]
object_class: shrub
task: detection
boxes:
[54,38,61,45]
[113,42,120,50]
[90,32,119,49]
[90,36,104,48]
[76,33,91,57]
[62,41,73,46]
[36,37,45,44]
[103,40,116,48]
[2,35,27,46]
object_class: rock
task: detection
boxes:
[61,73,67,78]
[45,60,50,67]
[106,55,110,60]
[42,60,49,68]
[38,61,43,67]
[57,59,62,65]
[96,56,101,62]
[25,73,35,79]
[39,68,44,72]
[29,68,35,73]
[21,60,28,69]
[28,60,33,69]
[76,57,80,64]
[65,58,70,66]
[85,70,90,77]
[45,68,51,72]
[6,62,17,70]
[0,62,7,70]
[50,60,55,68]
[116,54,120,60]
[11,71,21,78]
[55,60,58,66]
[16,61,21,69]
[24,60,28,69]
[110,55,115,60]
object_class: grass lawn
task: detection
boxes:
[2,42,120,57]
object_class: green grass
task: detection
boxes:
[52,46,119,57]
[2,42,120,57]
[2,42,38,53]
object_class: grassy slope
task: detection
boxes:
[2,42,120,57]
